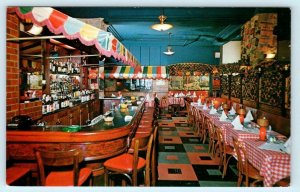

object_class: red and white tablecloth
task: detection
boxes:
[160,97,185,108]
[243,138,290,187]
[191,103,290,186]
[169,97,185,107]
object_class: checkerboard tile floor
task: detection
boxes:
[156,113,238,187]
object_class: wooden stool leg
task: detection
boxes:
[104,169,109,186]
[121,179,127,186]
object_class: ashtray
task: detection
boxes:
[62,125,81,132]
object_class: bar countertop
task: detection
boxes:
[6,102,145,161]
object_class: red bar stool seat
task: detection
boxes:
[44,168,92,186]
[6,166,31,185]
[104,153,146,172]
[104,133,154,186]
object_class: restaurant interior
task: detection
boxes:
[4,5,294,190]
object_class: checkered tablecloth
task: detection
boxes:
[171,97,185,107]
[243,138,290,187]
[195,107,260,145]
[193,106,290,186]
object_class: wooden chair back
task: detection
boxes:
[35,148,83,186]
[131,139,140,186]
[145,133,154,186]
[232,137,251,186]
[151,126,158,186]
[216,128,225,154]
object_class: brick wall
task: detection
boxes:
[6,10,20,123]
[20,101,42,120]
[6,10,42,123]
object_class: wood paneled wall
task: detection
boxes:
[220,62,290,118]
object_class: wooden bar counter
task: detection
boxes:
[7,102,145,165]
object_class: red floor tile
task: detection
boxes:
[158,164,198,181]
[186,152,221,165]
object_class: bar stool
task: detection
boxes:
[6,152,31,186]
[104,134,154,186]
[6,151,31,186]
[35,147,92,186]
[6,166,31,186]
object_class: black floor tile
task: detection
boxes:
[157,180,200,187]
[199,156,212,160]
[158,144,186,152]
[180,137,201,144]
[168,168,182,174]
[158,127,177,132]
[192,164,238,182]
[175,123,189,127]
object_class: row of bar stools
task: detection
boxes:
[103,105,158,186]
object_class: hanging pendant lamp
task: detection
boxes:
[151,14,173,31]
[163,32,175,56]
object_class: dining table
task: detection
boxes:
[243,138,290,187]
[160,97,185,108]
[190,102,290,186]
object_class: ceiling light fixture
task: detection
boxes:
[163,32,175,56]
[151,14,173,31]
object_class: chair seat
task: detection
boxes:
[45,167,92,186]
[104,153,146,173]
[6,166,31,185]
[224,145,235,154]
[247,164,264,181]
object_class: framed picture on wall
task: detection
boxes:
[169,75,209,90]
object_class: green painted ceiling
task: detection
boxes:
[55,7,290,47]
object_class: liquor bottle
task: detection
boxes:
[42,94,47,114]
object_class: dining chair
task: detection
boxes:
[273,176,290,187]
[207,119,218,157]
[185,101,193,126]
[35,147,92,186]
[196,110,205,142]
[232,138,264,187]
[202,116,209,144]
[215,128,235,178]
[104,134,154,186]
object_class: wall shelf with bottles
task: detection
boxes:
[42,44,97,115]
